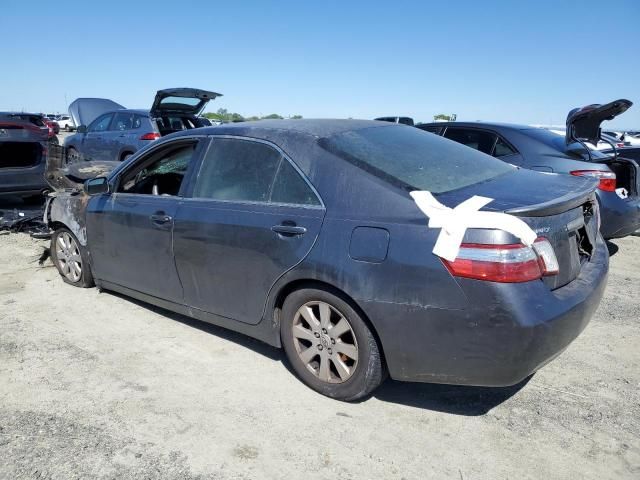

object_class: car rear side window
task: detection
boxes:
[319,125,514,193]
[417,125,443,135]
[194,138,319,205]
[271,159,320,205]
[444,128,496,155]
[112,112,134,131]
[493,137,517,157]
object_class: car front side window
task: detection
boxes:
[117,142,198,196]
[89,114,114,132]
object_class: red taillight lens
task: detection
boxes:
[139,132,161,140]
[443,238,558,283]
[570,170,616,192]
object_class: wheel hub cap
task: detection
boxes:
[291,301,359,384]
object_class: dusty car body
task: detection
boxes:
[45,120,608,401]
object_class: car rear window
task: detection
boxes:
[522,128,609,159]
[319,125,514,193]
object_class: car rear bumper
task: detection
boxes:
[598,190,640,239]
[362,236,609,386]
[0,166,48,196]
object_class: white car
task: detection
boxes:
[56,115,75,131]
[622,133,640,146]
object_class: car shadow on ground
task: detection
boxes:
[369,376,531,415]
[103,290,530,415]
[606,240,619,256]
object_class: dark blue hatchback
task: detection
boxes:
[46,120,608,400]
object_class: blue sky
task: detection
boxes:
[2,0,639,128]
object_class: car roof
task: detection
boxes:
[173,118,391,139]
[110,108,149,115]
[417,121,535,131]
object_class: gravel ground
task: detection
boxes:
[0,230,638,480]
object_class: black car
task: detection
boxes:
[0,112,51,200]
[45,120,607,400]
[416,100,640,239]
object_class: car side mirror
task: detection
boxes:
[77,125,87,133]
[84,177,109,195]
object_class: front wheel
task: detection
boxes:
[50,228,94,288]
[281,287,385,401]
[66,147,80,164]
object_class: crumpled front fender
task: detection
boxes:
[44,192,91,246]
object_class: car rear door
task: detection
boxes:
[86,137,206,303]
[172,136,325,325]
[443,126,525,166]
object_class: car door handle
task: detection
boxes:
[150,213,172,224]
[272,224,307,236]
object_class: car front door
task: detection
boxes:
[83,113,114,161]
[85,137,206,303]
[172,136,325,325]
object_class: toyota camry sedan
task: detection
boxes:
[45,120,608,401]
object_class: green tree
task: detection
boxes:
[433,113,452,121]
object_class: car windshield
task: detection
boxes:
[319,124,514,193]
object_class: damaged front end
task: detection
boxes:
[43,144,118,245]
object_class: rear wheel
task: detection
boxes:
[281,287,385,401]
[65,125,71,132]
[50,228,94,288]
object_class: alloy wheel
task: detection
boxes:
[55,232,82,283]
[291,301,359,383]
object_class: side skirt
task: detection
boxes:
[97,280,281,348]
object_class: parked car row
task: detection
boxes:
[379,100,640,240]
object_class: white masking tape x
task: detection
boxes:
[410,191,537,262]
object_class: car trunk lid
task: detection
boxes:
[437,170,599,289]
[565,99,632,146]
[150,88,222,117]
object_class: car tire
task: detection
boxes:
[121,152,133,161]
[281,287,385,401]
[67,147,80,164]
[50,228,95,288]
[65,125,71,132]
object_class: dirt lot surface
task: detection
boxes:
[0,230,638,479]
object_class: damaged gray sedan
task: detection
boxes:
[45,120,607,401]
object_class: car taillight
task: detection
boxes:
[442,238,559,283]
[570,170,616,192]
[140,132,161,140]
